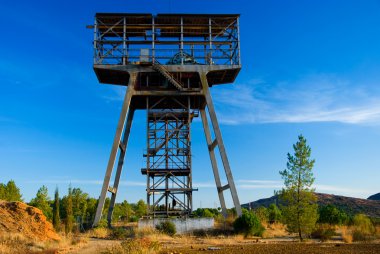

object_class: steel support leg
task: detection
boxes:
[93,74,136,227]
[200,73,242,217]
[107,108,135,226]
[200,109,228,218]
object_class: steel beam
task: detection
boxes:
[200,109,227,218]
[93,74,136,227]
[200,73,242,217]
[107,108,135,226]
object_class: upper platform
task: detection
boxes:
[92,13,241,86]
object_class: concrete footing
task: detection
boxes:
[138,217,214,234]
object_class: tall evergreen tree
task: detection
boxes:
[279,135,318,241]
[53,187,60,231]
[0,180,23,201]
[65,186,74,235]
[30,185,52,220]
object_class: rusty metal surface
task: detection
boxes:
[92,13,242,227]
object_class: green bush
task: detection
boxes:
[311,225,336,241]
[233,209,265,237]
[111,227,133,239]
[352,214,375,242]
[254,207,269,224]
[96,218,108,228]
[129,215,139,222]
[156,221,176,236]
[318,205,349,225]
[267,203,282,224]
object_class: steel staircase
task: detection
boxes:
[152,60,184,91]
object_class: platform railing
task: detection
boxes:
[94,48,239,66]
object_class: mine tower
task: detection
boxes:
[90,13,243,227]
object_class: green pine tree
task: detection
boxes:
[0,180,23,201]
[30,185,52,220]
[65,186,74,235]
[53,187,60,231]
[279,135,318,241]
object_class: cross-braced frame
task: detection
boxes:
[90,13,243,228]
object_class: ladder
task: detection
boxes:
[152,60,184,91]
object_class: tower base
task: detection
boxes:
[138,217,214,234]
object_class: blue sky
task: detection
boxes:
[1,0,380,208]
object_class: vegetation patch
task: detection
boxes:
[233,209,265,237]
[155,221,176,236]
[101,238,161,254]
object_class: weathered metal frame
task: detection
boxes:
[144,96,195,217]
[94,14,240,66]
[92,13,242,228]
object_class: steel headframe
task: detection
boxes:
[91,13,242,228]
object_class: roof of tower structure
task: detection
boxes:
[92,13,241,86]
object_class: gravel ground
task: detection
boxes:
[161,243,380,254]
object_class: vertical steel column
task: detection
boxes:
[236,17,241,66]
[93,73,137,227]
[181,16,184,65]
[107,108,135,226]
[152,16,155,62]
[93,18,97,65]
[146,97,150,215]
[200,73,242,217]
[209,18,213,65]
[123,17,126,65]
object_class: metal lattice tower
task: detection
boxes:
[143,99,197,217]
[90,13,243,227]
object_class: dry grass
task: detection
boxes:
[262,223,288,238]
[340,226,353,243]
[0,232,59,253]
[86,227,113,239]
[101,238,161,254]
[376,225,380,237]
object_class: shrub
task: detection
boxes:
[352,214,375,242]
[101,238,160,254]
[111,227,133,239]
[129,215,139,222]
[267,203,282,224]
[311,224,336,241]
[156,221,176,236]
[255,207,269,224]
[96,218,108,228]
[89,227,111,238]
[203,209,214,218]
[233,209,265,237]
[318,205,349,225]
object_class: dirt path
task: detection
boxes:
[61,237,380,254]
[63,238,120,254]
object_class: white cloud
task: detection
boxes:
[238,180,282,184]
[314,184,374,196]
[212,74,380,125]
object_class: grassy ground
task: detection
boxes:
[2,222,379,254]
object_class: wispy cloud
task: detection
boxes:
[236,179,375,198]
[213,74,380,125]
[314,184,374,196]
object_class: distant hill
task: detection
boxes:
[368,193,380,201]
[242,193,380,218]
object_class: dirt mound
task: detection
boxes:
[0,200,60,241]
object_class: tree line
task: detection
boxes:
[0,181,147,233]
